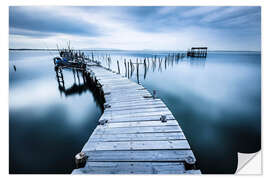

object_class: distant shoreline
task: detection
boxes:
[8,48,261,53]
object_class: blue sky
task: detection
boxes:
[9,6,261,51]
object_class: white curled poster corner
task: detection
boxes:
[236,151,261,174]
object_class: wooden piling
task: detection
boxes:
[117,60,120,74]
[127,61,130,78]
[124,59,127,77]
[75,152,87,169]
[130,60,134,77]
[144,58,147,80]
[136,58,139,84]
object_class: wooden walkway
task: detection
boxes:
[72,65,200,174]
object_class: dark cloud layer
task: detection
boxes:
[9,7,102,38]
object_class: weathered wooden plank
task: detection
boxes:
[84,150,194,162]
[102,110,172,120]
[108,106,168,114]
[97,76,129,80]
[99,120,179,128]
[110,101,165,108]
[107,91,151,96]
[102,83,142,89]
[72,162,201,174]
[106,93,151,99]
[104,108,171,114]
[106,86,146,90]
[89,132,186,142]
[82,140,191,151]
[105,93,152,100]
[104,106,170,116]
[93,125,182,135]
[100,81,138,87]
[103,86,143,92]
[100,82,144,87]
[104,89,151,95]
[104,90,149,96]
[96,75,126,79]
[106,97,160,104]
[109,103,166,111]
[106,99,157,106]
[103,108,170,118]
[102,114,175,123]
[109,99,164,107]
[98,79,136,83]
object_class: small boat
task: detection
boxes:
[53,56,86,69]
[53,47,87,69]
[53,57,68,66]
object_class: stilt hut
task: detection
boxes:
[187,47,208,58]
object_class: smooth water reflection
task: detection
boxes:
[9,51,103,173]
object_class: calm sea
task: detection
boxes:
[9,50,261,174]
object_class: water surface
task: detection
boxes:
[9,50,103,173]
[9,50,261,174]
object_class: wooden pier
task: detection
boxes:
[71,63,201,174]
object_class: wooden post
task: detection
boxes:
[147,57,150,68]
[184,156,197,170]
[95,76,98,85]
[104,103,111,109]
[152,58,155,72]
[130,60,133,77]
[99,119,108,125]
[136,58,139,84]
[127,61,130,78]
[108,57,111,70]
[124,59,127,77]
[159,57,162,71]
[77,70,81,85]
[153,90,156,99]
[117,60,120,74]
[144,58,147,80]
[75,152,87,169]
[165,56,167,70]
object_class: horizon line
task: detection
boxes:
[8,48,261,52]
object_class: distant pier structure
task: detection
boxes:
[187,47,208,58]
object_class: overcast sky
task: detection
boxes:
[9,6,261,51]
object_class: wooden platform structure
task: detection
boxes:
[187,47,208,58]
[72,64,200,174]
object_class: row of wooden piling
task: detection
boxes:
[84,70,106,110]
[96,52,186,84]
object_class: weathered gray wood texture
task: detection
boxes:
[72,65,200,174]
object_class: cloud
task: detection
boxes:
[217,11,261,29]
[200,6,260,24]
[181,7,222,17]
[9,6,261,51]
[10,28,53,38]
